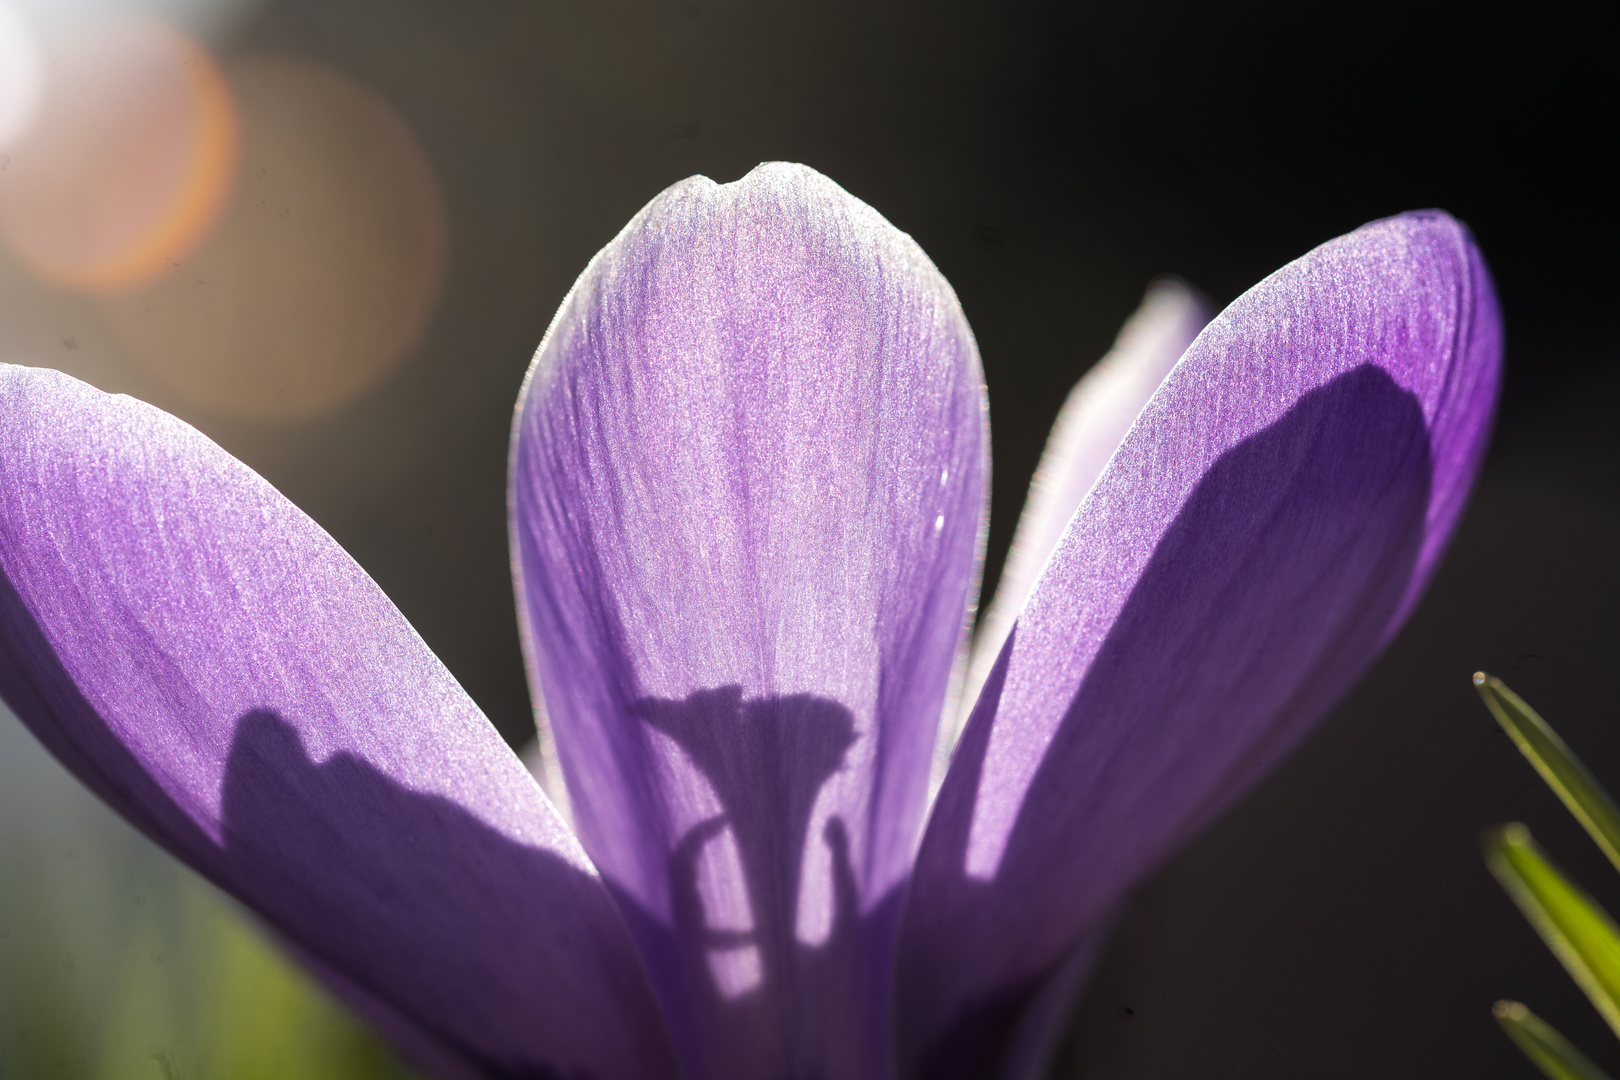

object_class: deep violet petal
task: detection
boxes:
[510,163,987,1080]
[0,365,680,1080]
[896,211,1502,1080]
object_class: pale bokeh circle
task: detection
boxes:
[0,17,237,291]
[0,3,44,152]
[103,56,449,419]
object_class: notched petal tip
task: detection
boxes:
[509,165,987,1079]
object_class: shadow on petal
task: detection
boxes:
[0,366,682,1080]
[219,709,640,1080]
[606,686,902,1079]
[901,364,1433,1079]
[0,578,667,1080]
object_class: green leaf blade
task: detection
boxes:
[1486,823,1620,1039]
[1476,672,1620,873]
[1494,1001,1615,1080]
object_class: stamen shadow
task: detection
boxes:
[611,686,895,1078]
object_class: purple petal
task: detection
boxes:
[941,281,1209,784]
[0,365,679,1080]
[510,163,987,1079]
[896,211,1502,1079]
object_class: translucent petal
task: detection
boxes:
[896,211,1502,1078]
[937,280,1209,785]
[0,365,678,1080]
[510,163,987,1079]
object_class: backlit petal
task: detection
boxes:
[939,280,1209,784]
[896,211,1502,1079]
[0,365,679,1080]
[510,163,986,1079]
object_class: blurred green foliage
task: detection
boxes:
[1486,824,1620,1041]
[1495,1001,1614,1080]
[1480,674,1620,1080]
[1,711,420,1080]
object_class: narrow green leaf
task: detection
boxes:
[1486,824,1620,1039]
[1494,1001,1614,1080]
[1476,672,1620,872]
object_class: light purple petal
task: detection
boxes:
[895,211,1502,1079]
[510,162,986,1079]
[939,280,1209,786]
[0,365,679,1080]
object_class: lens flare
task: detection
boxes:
[0,3,44,152]
[0,18,238,292]
[103,57,449,419]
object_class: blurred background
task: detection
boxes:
[0,0,1613,1076]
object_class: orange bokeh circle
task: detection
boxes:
[0,18,238,293]
[102,56,450,420]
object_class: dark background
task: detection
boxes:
[89,0,1620,1075]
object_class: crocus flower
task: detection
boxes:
[0,163,1500,1080]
